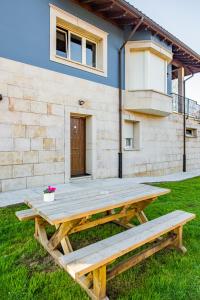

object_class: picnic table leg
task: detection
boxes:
[55,224,73,254]
[135,197,158,224]
[76,270,108,300]
[111,208,135,229]
[173,226,187,254]
[34,217,63,261]
[115,198,156,228]
[113,202,150,229]
[136,210,149,224]
[48,220,80,252]
[93,266,107,300]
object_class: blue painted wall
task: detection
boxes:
[0,0,124,88]
[0,0,172,90]
[129,29,172,52]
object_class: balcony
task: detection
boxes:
[124,89,173,117]
[172,93,200,119]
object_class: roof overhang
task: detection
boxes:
[74,0,200,77]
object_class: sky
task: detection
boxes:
[129,0,200,102]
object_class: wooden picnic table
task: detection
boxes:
[22,183,170,262]
[17,182,197,300]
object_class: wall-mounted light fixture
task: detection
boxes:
[79,99,85,106]
[0,94,3,101]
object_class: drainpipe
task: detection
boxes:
[183,73,194,172]
[118,17,144,178]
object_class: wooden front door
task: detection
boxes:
[71,116,86,177]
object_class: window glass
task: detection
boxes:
[56,29,67,57]
[186,129,193,136]
[70,34,82,63]
[186,128,197,137]
[125,138,134,149]
[86,40,96,67]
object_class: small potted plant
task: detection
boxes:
[43,186,56,202]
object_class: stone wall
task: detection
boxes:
[0,57,119,191]
[0,57,200,192]
[123,112,200,176]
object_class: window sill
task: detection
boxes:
[51,54,107,77]
[124,148,141,151]
[185,135,197,138]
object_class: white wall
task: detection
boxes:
[149,53,167,92]
[125,41,172,94]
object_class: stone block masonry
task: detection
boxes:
[0,57,200,192]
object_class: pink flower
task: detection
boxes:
[48,186,56,192]
[43,186,56,194]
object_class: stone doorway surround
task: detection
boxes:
[64,109,97,182]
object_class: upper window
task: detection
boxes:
[50,4,108,77]
[56,27,97,68]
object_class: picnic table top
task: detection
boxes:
[25,183,170,225]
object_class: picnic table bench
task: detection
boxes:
[16,182,195,300]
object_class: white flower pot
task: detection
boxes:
[43,192,55,202]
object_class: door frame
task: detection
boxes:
[64,111,97,182]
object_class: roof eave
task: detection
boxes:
[75,0,200,75]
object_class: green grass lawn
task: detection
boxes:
[0,177,200,300]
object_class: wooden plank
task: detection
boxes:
[16,208,38,221]
[112,220,135,229]
[44,190,159,214]
[76,275,109,300]
[136,210,149,224]
[68,209,136,234]
[39,192,168,225]
[61,210,184,268]
[48,220,78,250]
[27,183,163,205]
[34,218,63,262]
[107,234,176,281]
[93,266,107,299]
[25,184,148,207]
[25,186,157,213]
[25,184,170,224]
[60,211,195,278]
[27,185,167,212]
[54,223,73,254]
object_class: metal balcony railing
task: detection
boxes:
[171,93,200,119]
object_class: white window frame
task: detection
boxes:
[50,4,108,77]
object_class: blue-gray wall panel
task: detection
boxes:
[0,0,124,88]
[0,1,172,90]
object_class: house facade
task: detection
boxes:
[0,0,200,192]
